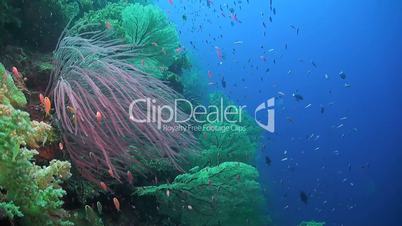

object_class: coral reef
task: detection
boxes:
[122,3,180,66]
[74,2,183,83]
[0,63,27,107]
[188,93,262,168]
[48,23,196,182]
[194,121,257,167]
[0,65,72,225]
[1,1,271,225]
[137,162,269,226]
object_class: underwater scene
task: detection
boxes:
[0,0,401,225]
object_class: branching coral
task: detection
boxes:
[0,69,72,225]
[0,63,27,108]
[47,24,196,182]
[136,162,269,226]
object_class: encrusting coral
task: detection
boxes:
[0,62,72,225]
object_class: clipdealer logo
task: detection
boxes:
[128,97,275,133]
[254,97,275,133]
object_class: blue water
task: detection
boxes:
[157,0,402,225]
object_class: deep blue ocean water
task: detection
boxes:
[156,0,402,225]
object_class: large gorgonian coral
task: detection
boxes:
[122,3,180,67]
[72,3,183,81]
[194,121,257,167]
[47,24,196,183]
[136,162,269,226]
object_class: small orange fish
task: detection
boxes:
[59,142,64,151]
[108,168,114,177]
[127,171,133,184]
[67,106,76,114]
[113,197,120,212]
[39,93,44,105]
[100,182,108,191]
[44,97,51,116]
[12,66,20,78]
[96,111,102,123]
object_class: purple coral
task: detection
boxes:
[47,26,195,182]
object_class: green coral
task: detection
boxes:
[0,71,72,225]
[0,201,23,220]
[136,162,269,226]
[0,63,27,108]
[189,93,262,168]
[122,3,180,67]
[73,2,184,86]
[74,2,128,37]
[193,121,257,167]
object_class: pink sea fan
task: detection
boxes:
[47,25,196,182]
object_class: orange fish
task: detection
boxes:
[108,168,114,177]
[67,106,76,114]
[113,197,120,211]
[44,97,51,116]
[100,182,108,191]
[12,66,20,78]
[96,111,102,123]
[39,93,44,105]
[127,171,133,184]
[59,142,64,151]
